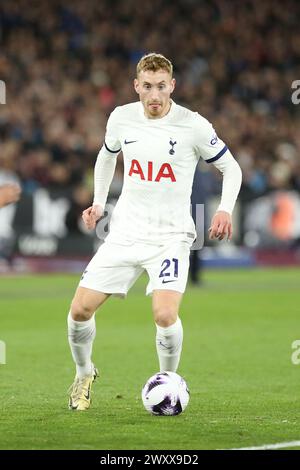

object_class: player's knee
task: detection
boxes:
[154,306,177,327]
[70,299,94,321]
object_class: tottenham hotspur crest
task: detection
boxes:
[169,138,177,155]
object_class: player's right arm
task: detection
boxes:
[0,183,21,208]
[82,109,122,230]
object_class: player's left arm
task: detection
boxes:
[193,114,242,241]
[208,152,242,241]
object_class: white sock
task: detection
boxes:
[155,317,183,373]
[67,312,96,378]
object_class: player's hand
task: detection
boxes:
[0,183,21,207]
[208,210,232,241]
[82,205,103,230]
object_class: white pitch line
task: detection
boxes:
[230,440,300,450]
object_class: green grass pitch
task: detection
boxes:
[0,267,300,450]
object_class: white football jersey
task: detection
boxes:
[103,100,228,244]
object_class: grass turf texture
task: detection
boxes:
[0,268,299,450]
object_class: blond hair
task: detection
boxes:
[136,53,173,77]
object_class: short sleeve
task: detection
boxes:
[104,108,122,154]
[193,113,228,163]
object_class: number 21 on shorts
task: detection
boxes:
[159,258,179,283]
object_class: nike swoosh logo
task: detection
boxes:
[162,279,176,284]
[124,139,137,145]
[159,341,173,350]
[84,386,91,400]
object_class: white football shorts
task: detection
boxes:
[79,238,191,297]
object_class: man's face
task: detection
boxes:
[134,69,175,119]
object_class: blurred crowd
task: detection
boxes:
[1,0,300,210]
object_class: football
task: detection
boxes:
[142,371,190,416]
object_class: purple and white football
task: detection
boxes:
[142,371,190,416]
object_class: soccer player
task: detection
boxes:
[0,184,21,208]
[67,53,242,410]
